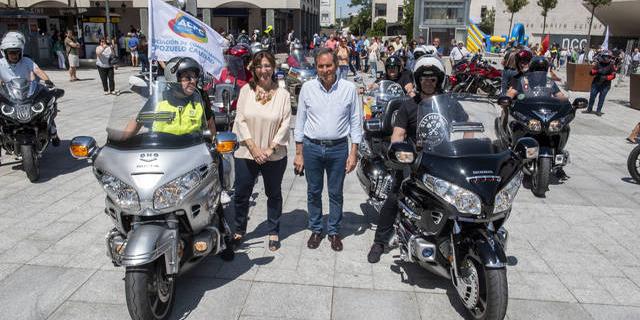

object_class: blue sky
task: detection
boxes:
[337,0,361,18]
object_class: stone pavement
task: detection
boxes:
[1,65,640,320]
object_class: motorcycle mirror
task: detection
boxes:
[129,75,148,88]
[573,97,588,109]
[387,142,416,165]
[69,136,98,160]
[54,88,65,99]
[497,96,513,107]
[513,137,539,160]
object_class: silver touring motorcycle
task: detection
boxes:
[70,78,237,320]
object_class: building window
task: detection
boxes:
[423,1,465,24]
[480,5,487,19]
[398,6,403,21]
[375,3,387,17]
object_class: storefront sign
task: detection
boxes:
[549,34,588,50]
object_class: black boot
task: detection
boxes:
[367,243,384,264]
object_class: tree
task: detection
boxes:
[503,0,529,39]
[368,19,386,37]
[478,8,495,35]
[584,0,612,49]
[537,0,557,35]
[402,0,414,40]
[348,0,372,36]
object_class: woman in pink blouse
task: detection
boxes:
[232,51,292,251]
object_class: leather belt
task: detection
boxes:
[304,136,348,147]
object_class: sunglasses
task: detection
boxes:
[420,77,438,83]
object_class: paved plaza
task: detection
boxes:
[0,65,640,320]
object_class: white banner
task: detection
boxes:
[601,25,609,51]
[148,0,225,78]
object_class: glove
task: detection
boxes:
[45,80,55,88]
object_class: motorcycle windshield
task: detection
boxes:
[106,79,208,150]
[516,71,557,98]
[0,78,38,102]
[416,94,502,157]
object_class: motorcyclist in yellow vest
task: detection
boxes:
[153,56,215,136]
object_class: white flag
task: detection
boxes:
[601,25,609,51]
[148,0,225,78]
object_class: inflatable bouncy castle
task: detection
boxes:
[467,22,529,53]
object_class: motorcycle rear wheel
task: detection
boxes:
[455,256,508,320]
[125,260,175,320]
[627,145,640,183]
[531,157,551,197]
[21,144,39,182]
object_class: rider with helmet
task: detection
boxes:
[0,32,54,87]
[367,56,467,263]
[286,41,306,68]
[367,55,415,96]
[506,54,566,100]
[122,57,216,138]
[0,31,59,146]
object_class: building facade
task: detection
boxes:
[413,0,470,51]
[468,0,494,24]
[319,0,334,27]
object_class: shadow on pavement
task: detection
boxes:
[621,177,640,185]
[8,139,90,183]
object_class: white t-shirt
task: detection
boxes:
[0,57,38,83]
[633,52,640,62]
[450,47,464,61]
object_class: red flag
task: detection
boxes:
[540,34,550,55]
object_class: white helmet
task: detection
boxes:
[413,45,438,60]
[1,31,26,61]
[412,56,446,93]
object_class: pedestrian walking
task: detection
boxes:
[336,38,351,79]
[232,51,291,252]
[294,48,362,252]
[350,39,360,74]
[584,50,616,116]
[64,30,80,81]
[95,37,119,95]
[128,33,139,67]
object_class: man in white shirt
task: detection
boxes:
[450,41,465,66]
[0,32,53,85]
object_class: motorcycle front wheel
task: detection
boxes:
[21,144,39,182]
[627,145,640,183]
[125,260,175,320]
[455,256,508,320]
[531,157,551,197]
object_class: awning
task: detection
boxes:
[0,9,49,18]
[16,0,68,7]
[586,0,640,37]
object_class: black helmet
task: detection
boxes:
[515,49,533,72]
[529,56,549,72]
[385,56,402,70]
[164,57,202,83]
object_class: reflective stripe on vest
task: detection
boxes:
[152,100,204,135]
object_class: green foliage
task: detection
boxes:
[537,0,557,34]
[402,0,414,40]
[348,0,372,35]
[367,19,386,37]
[503,0,529,36]
[583,0,612,47]
[478,8,495,35]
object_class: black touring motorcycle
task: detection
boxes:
[381,94,537,320]
[495,72,587,197]
[0,78,64,181]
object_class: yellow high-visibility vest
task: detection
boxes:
[152,100,204,135]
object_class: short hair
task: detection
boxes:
[314,48,338,66]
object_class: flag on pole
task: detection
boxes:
[601,25,609,51]
[540,34,550,55]
[148,0,226,78]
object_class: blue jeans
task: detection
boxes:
[501,69,515,95]
[303,138,348,235]
[339,65,349,79]
[587,82,611,113]
[233,157,287,236]
[369,60,378,78]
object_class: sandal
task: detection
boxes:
[268,235,280,252]
[626,137,636,144]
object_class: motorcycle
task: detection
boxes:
[627,142,640,183]
[207,54,247,132]
[69,78,237,320]
[495,72,588,197]
[356,80,406,211]
[0,79,64,182]
[449,54,502,98]
[382,94,538,320]
[280,51,317,114]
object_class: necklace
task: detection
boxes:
[255,84,275,104]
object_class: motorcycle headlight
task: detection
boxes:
[493,171,523,213]
[31,102,45,113]
[422,174,482,215]
[548,120,562,132]
[153,168,203,210]
[1,104,14,116]
[527,119,542,132]
[99,172,140,211]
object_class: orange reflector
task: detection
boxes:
[216,141,235,153]
[194,241,208,252]
[115,244,125,254]
[70,144,89,158]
